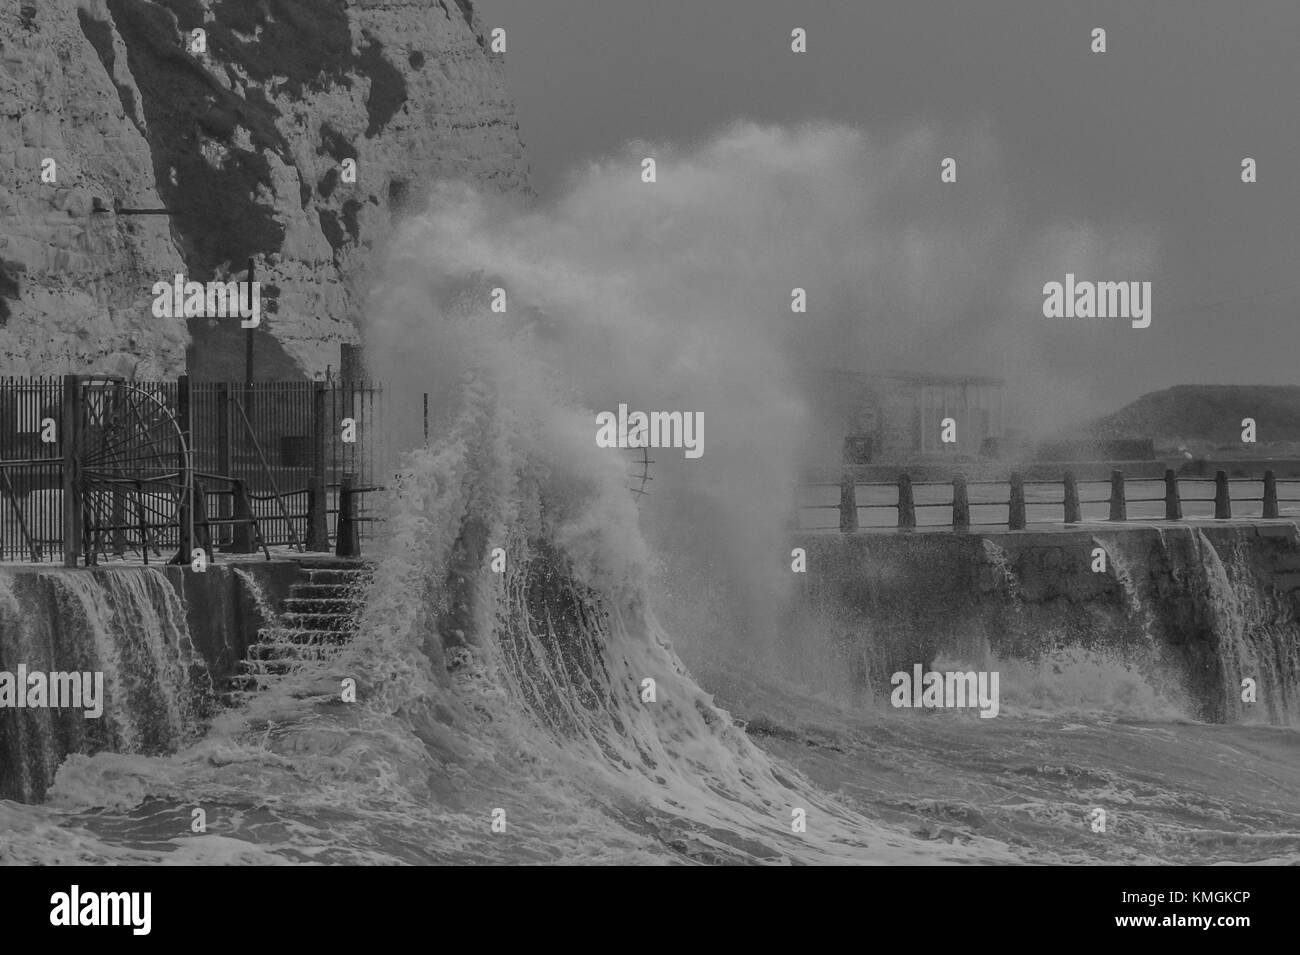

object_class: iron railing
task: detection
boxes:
[797,468,1300,532]
[0,375,385,564]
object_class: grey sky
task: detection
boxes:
[476,0,1299,415]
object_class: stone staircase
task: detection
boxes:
[224,559,372,705]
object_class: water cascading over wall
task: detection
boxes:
[786,523,1300,724]
[0,568,212,802]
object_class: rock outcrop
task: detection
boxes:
[0,0,530,379]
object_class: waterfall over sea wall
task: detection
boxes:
[788,523,1300,724]
[0,568,211,803]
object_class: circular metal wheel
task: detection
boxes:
[78,377,191,562]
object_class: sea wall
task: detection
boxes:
[786,522,1300,724]
[0,558,296,802]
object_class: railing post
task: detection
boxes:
[177,374,191,470]
[230,479,254,553]
[1164,468,1182,520]
[306,477,329,551]
[1214,470,1231,519]
[1008,472,1026,530]
[305,382,329,551]
[839,473,858,533]
[1108,469,1126,522]
[173,375,193,565]
[1263,470,1279,519]
[61,374,82,567]
[193,478,212,561]
[216,382,232,547]
[897,472,916,530]
[336,472,361,557]
[173,479,210,565]
[1063,470,1080,524]
[136,479,148,565]
[111,477,127,558]
[952,473,969,531]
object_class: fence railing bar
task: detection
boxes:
[232,397,304,553]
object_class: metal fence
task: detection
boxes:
[0,377,63,561]
[0,375,384,564]
[188,380,383,550]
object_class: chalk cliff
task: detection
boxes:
[0,0,530,379]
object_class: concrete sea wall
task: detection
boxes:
[0,559,298,802]
[786,522,1300,724]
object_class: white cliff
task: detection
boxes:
[0,0,530,379]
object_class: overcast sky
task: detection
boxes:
[476,0,1299,416]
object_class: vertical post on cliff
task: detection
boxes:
[1214,470,1232,519]
[1063,470,1080,524]
[952,473,969,531]
[897,472,916,530]
[1164,469,1182,520]
[1263,470,1279,519]
[1108,469,1126,522]
[243,258,255,385]
[423,393,429,448]
[1008,472,1026,530]
[839,473,858,533]
[61,374,83,568]
[243,259,256,435]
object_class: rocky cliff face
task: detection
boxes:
[0,0,530,379]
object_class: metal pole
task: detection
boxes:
[306,382,329,551]
[61,375,82,567]
[243,258,255,386]
[336,472,361,557]
[216,382,231,547]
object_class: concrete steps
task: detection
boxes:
[220,560,371,707]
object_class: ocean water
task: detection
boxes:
[2,155,1298,863]
[1,377,1297,865]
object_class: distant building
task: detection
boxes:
[802,368,1006,464]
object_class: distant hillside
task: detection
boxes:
[1085,385,1300,446]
